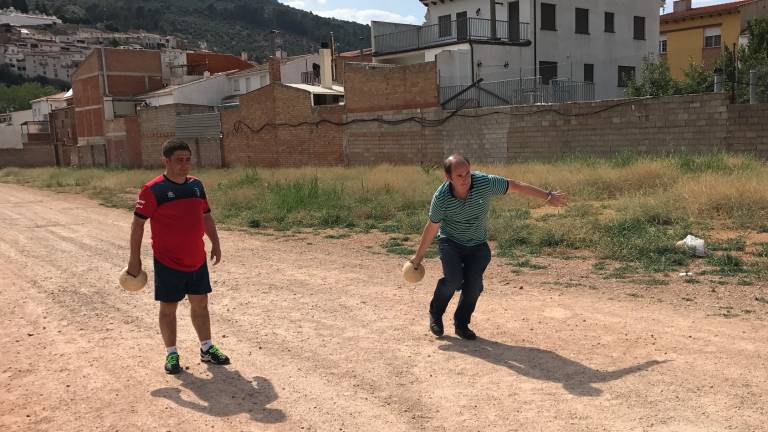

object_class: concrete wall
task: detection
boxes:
[0,109,32,149]
[344,62,439,113]
[344,93,768,164]
[0,146,55,167]
[221,83,344,167]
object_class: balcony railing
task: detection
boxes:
[374,18,530,55]
[440,77,595,110]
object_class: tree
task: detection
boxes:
[0,0,10,10]
[625,55,680,97]
[0,82,58,112]
[11,0,28,13]
[680,62,714,94]
[715,18,768,103]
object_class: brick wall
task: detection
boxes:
[139,104,219,167]
[104,116,142,167]
[344,62,439,113]
[344,93,768,164]
[221,83,344,167]
[334,54,372,84]
[0,146,55,167]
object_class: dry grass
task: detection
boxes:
[2,153,767,276]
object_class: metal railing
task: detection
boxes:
[374,18,530,55]
[301,71,319,85]
[440,77,595,110]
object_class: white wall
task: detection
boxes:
[534,0,659,99]
[228,70,270,96]
[31,98,67,121]
[0,110,32,149]
[280,54,321,84]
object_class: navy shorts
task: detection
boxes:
[154,258,212,303]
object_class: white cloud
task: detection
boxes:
[285,1,306,8]
[312,8,421,25]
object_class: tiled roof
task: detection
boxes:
[661,0,755,21]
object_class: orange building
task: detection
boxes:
[660,0,768,79]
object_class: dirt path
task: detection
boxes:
[1,183,767,432]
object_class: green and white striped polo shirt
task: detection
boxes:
[428,171,509,246]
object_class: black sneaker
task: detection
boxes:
[429,314,444,337]
[165,352,181,375]
[455,326,477,340]
[201,345,230,365]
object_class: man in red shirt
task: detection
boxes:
[127,139,230,374]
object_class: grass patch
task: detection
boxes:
[754,243,768,258]
[709,237,747,252]
[706,253,746,276]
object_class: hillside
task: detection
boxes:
[39,0,371,62]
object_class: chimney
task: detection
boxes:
[673,0,692,12]
[319,48,333,89]
[240,50,248,62]
[268,56,281,83]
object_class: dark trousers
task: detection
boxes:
[429,238,492,328]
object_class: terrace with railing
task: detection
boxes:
[373,18,531,56]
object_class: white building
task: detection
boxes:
[371,0,660,101]
[140,73,232,107]
[30,90,70,122]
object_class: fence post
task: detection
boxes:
[750,69,758,104]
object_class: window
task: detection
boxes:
[575,8,589,35]
[604,12,615,33]
[659,37,668,54]
[232,79,240,93]
[634,16,646,40]
[245,77,252,92]
[584,63,594,83]
[618,66,635,87]
[704,27,721,48]
[438,14,452,38]
[539,61,558,84]
[541,3,556,31]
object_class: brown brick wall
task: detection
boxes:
[104,49,161,75]
[0,146,55,167]
[344,62,439,113]
[334,54,372,84]
[345,93,768,164]
[221,83,344,167]
[104,116,142,168]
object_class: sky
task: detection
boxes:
[278,0,741,25]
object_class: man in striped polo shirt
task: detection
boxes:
[410,154,567,340]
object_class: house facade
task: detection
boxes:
[660,0,768,79]
[372,0,659,100]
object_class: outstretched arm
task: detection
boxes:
[507,179,568,207]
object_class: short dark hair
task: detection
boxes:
[162,138,192,158]
[443,154,470,176]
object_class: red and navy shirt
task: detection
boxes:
[134,174,211,272]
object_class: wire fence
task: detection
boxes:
[440,77,595,110]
